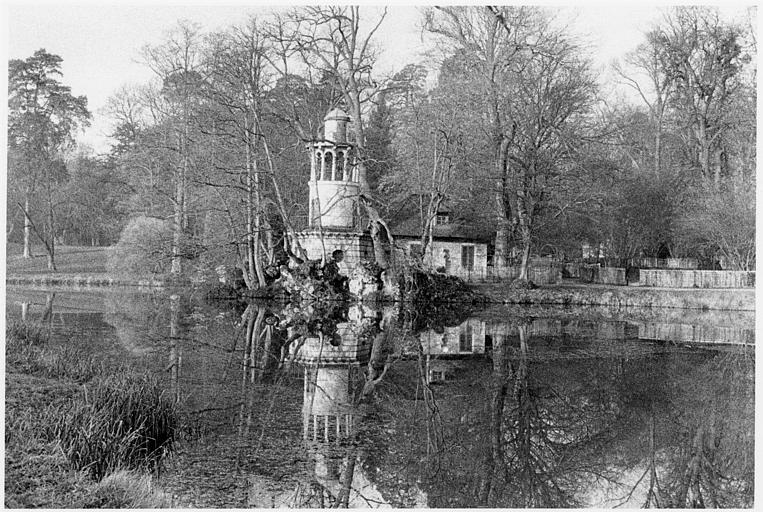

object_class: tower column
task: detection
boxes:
[331,149,337,181]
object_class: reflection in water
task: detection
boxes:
[290,304,389,507]
[169,294,182,403]
[4,287,754,508]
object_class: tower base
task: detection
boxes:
[295,230,374,276]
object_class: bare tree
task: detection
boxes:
[141,21,207,275]
[425,7,597,279]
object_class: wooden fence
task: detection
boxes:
[456,265,560,284]
[580,265,626,286]
[599,267,627,285]
[630,257,699,269]
[639,270,755,288]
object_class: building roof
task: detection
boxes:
[324,107,351,121]
[391,214,491,243]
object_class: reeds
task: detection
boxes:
[6,321,48,357]
[7,321,179,481]
[6,321,101,382]
[53,372,178,480]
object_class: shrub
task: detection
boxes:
[107,216,173,278]
[508,278,538,290]
[53,372,178,480]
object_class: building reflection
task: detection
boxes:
[636,322,753,346]
[291,304,388,507]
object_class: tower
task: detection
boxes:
[296,108,374,272]
[308,108,359,229]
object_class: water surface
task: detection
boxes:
[6,286,754,508]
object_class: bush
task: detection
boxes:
[107,216,173,278]
[53,372,178,480]
[508,278,538,290]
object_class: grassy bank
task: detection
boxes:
[6,244,167,288]
[474,282,755,311]
[6,244,109,275]
[5,321,176,508]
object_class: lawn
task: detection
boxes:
[6,244,109,275]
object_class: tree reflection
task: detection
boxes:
[139,295,753,508]
[477,322,622,507]
[627,349,754,508]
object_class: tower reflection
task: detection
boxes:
[291,304,386,507]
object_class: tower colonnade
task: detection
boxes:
[307,107,361,230]
[310,144,359,183]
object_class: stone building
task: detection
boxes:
[295,108,373,275]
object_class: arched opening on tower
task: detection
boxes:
[324,152,334,180]
[314,151,323,180]
[336,151,345,180]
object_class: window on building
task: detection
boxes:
[430,370,446,383]
[461,245,475,271]
[459,324,473,352]
[436,212,450,225]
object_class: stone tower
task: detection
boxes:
[308,108,359,229]
[296,108,373,272]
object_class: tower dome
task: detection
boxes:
[324,108,351,143]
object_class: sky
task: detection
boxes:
[3,2,756,154]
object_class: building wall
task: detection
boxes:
[296,231,374,275]
[309,181,360,229]
[401,238,488,277]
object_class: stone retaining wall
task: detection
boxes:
[475,284,754,311]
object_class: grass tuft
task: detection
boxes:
[6,321,102,382]
[90,469,174,508]
[6,321,48,348]
[53,372,178,480]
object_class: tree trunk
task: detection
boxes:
[171,191,184,275]
[244,122,257,289]
[23,196,32,258]
[494,226,509,268]
[170,126,185,275]
[45,175,56,272]
[252,132,267,287]
[518,233,531,281]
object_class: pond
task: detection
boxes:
[6,286,754,508]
